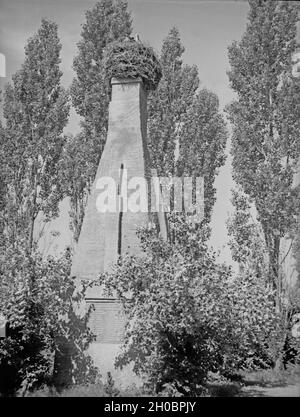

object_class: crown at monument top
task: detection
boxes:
[103,36,162,91]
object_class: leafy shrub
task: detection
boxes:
[0,243,98,396]
[97,214,283,395]
[228,190,300,368]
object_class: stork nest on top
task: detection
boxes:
[103,39,162,91]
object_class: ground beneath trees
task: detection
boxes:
[208,366,300,397]
[25,366,300,397]
[242,383,300,397]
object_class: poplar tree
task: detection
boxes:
[67,0,132,239]
[227,0,300,293]
[148,27,199,176]
[148,28,227,225]
[1,18,69,251]
[177,89,227,224]
[0,20,97,395]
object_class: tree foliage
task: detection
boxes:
[98,215,282,395]
[227,188,300,367]
[0,245,98,396]
[66,0,132,239]
[0,19,69,251]
[147,27,199,177]
[0,19,97,396]
[177,89,227,224]
[148,28,227,225]
[227,189,269,281]
[65,21,227,239]
[226,0,300,290]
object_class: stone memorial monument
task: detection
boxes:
[70,38,166,386]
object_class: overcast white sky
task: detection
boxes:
[0,0,251,268]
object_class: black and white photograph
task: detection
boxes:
[0,0,300,400]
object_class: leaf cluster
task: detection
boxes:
[97,214,282,395]
[0,245,98,395]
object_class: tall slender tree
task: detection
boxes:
[1,18,69,252]
[177,89,227,224]
[67,0,132,239]
[0,20,97,394]
[148,28,227,226]
[227,189,269,281]
[148,27,199,176]
[227,0,300,294]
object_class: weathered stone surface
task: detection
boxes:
[70,77,163,385]
[71,78,150,294]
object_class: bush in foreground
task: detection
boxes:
[0,244,98,396]
[97,215,282,395]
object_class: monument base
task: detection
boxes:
[88,342,143,390]
[86,299,143,390]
